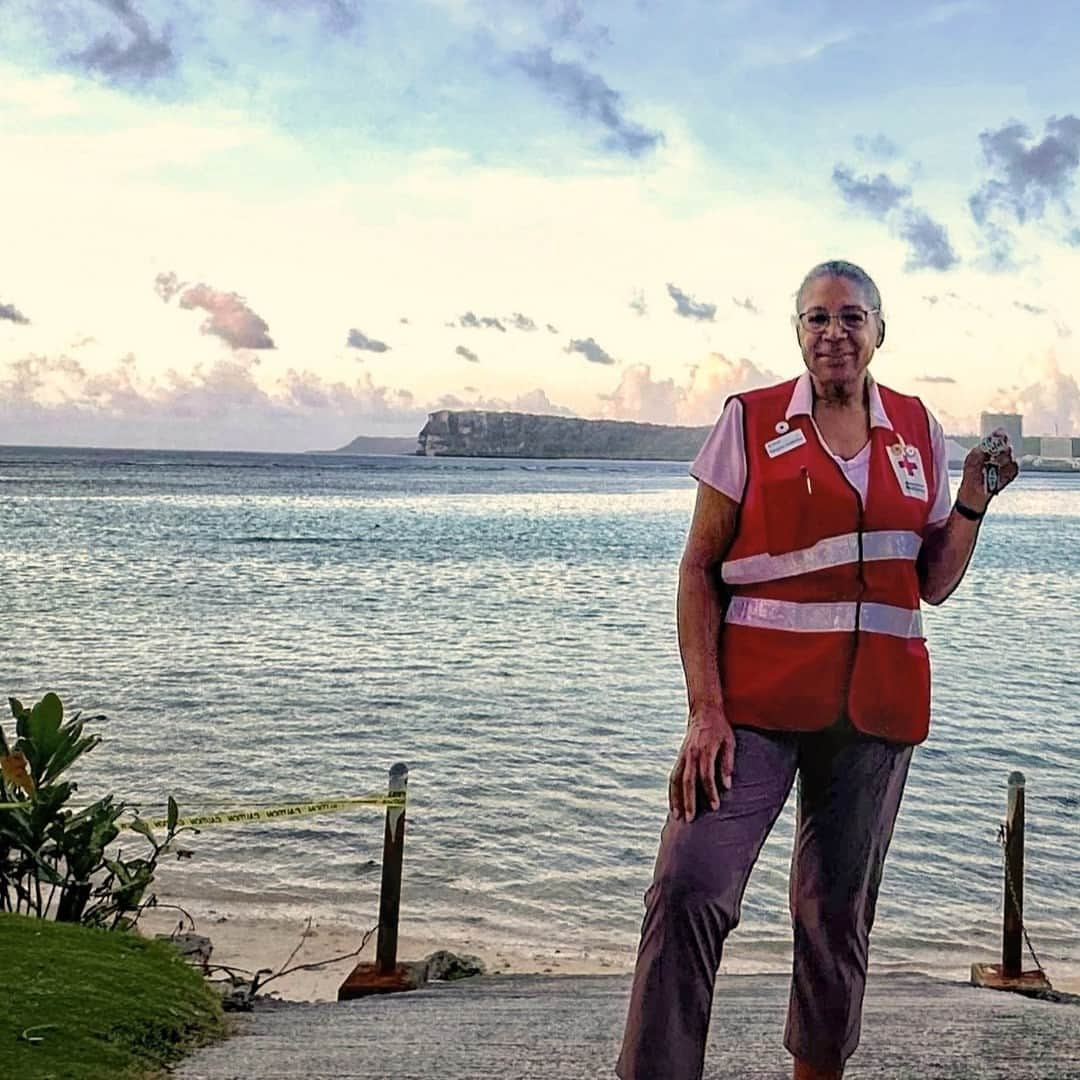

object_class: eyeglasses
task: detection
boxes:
[797,306,880,333]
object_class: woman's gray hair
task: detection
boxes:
[795,260,882,314]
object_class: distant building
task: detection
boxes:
[944,438,969,467]
[980,412,1023,454]
[1038,436,1074,460]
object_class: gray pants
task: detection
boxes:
[616,725,913,1079]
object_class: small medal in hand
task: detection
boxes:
[980,432,1008,496]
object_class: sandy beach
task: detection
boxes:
[137,904,635,1002]
[137,902,1080,1004]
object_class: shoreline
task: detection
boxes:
[137,903,1080,1003]
[137,906,634,1002]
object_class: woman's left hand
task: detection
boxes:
[957,428,1019,512]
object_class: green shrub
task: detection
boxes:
[0,693,185,928]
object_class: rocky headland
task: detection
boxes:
[325,434,418,455]
[415,409,712,460]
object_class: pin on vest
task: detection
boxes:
[888,436,928,500]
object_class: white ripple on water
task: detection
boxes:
[2,456,1079,979]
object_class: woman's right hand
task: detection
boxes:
[668,706,736,821]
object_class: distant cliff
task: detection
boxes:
[416,409,712,460]
[328,434,419,455]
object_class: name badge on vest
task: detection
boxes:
[765,428,807,458]
[889,442,928,500]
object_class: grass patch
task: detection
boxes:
[0,912,226,1080]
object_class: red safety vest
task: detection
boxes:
[718,377,938,744]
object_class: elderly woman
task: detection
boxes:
[616,260,1018,1080]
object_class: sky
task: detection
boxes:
[2,0,1079,451]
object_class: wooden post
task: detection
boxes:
[376,762,409,975]
[1002,770,1024,978]
[339,762,425,999]
[970,770,1051,994]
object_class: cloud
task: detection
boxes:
[1,300,31,325]
[430,386,576,416]
[565,337,614,364]
[667,283,716,322]
[969,115,1080,264]
[347,328,390,352]
[913,375,957,384]
[988,355,1080,436]
[918,290,992,319]
[259,0,364,33]
[455,345,479,362]
[853,133,900,159]
[1,354,88,400]
[732,28,856,70]
[5,351,419,421]
[597,352,777,426]
[551,1,610,46]
[832,165,958,271]
[457,0,606,46]
[156,274,275,349]
[72,0,176,83]
[676,353,777,425]
[910,1,986,28]
[832,166,911,219]
[546,323,559,334]
[277,367,416,417]
[510,312,537,331]
[154,271,183,303]
[629,290,647,316]
[897,207,959,271]
[596,363,681,425]
[543,0,586,37]
[1066,228,1080,247]
[922,290,972,309]
[1013,301,1047,315]
[970,220,1016,270]
[179,284,275,350]
[512,48,663,157]
[971,116,1080,224]
[436,0,608,49]
[459,311,506,332]
[0,351,425,448]
[732,296,759,314]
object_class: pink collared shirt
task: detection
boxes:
[690,372,952,527]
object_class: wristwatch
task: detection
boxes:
[953,499,985,522]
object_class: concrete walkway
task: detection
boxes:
[175,972,1080,1079]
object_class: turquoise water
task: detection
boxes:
[2,446,1078,980]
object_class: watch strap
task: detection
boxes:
[954,499,985,522]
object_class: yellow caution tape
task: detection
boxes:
[146,794,406,830]
[0,794,407,829]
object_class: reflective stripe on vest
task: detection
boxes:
[721,529,923,585]
[725,596,924,639]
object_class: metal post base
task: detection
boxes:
[338,960,428,1000]
[971,962,1053,995]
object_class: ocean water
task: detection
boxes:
[2,445,1078,982]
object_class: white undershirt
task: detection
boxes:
[812,419,873,499]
